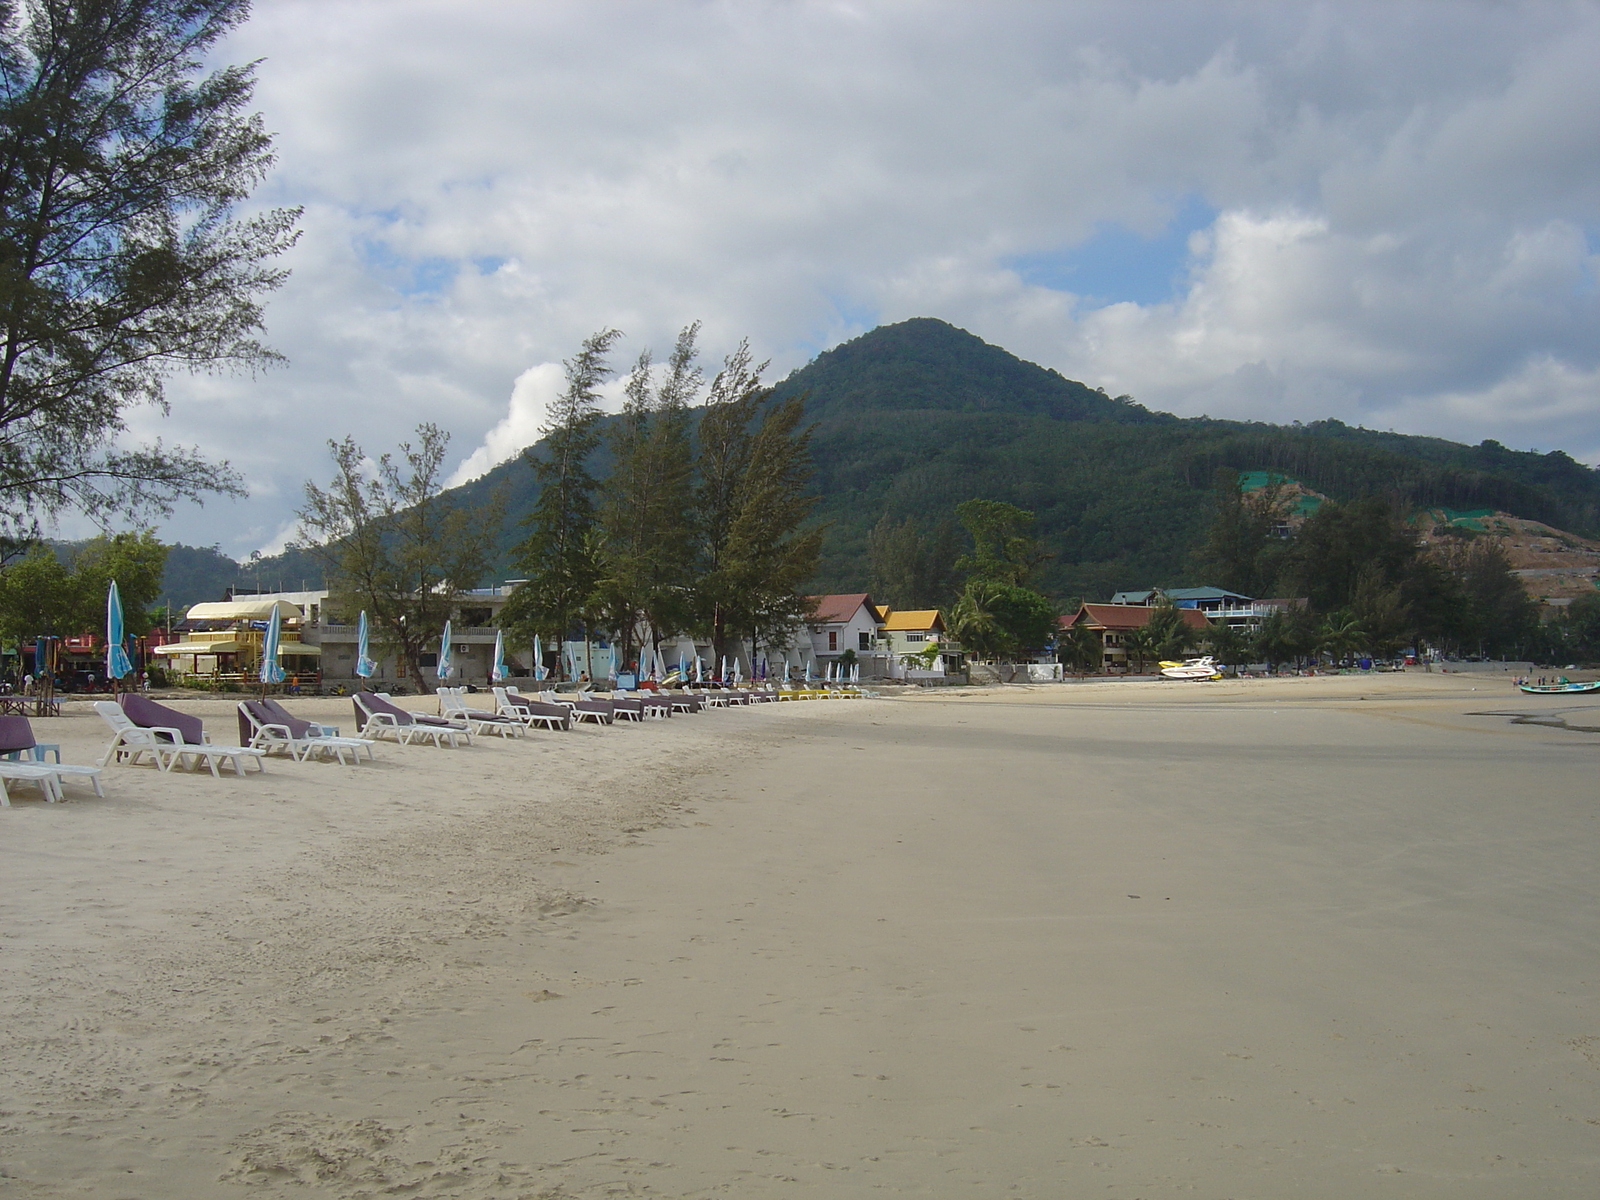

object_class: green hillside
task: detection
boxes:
[282,318,1600,607]
[775,320,1600,600]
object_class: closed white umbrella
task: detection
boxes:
[105,581,134,688]
[356,611,377,678]
[533,634,546,680]
[437,620,453,681]
[260,603,285,687]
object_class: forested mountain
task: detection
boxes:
[773,319,1600,601]
[441,317,1600,605]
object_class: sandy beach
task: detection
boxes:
[2,673,1598,1197]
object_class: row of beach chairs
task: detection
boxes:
[349,685,790,746]
[0,680,875,803]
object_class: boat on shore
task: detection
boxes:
[1518,679,1600,694]
[1160,656,1223,681]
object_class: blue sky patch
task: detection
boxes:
[1579,225,1600,295]
[356,238,459,297]
[1009,193,1217,307]
[792,294,884,360]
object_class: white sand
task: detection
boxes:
[2,675,1597,1197]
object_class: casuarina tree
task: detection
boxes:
[298,425,501,693]
[501,330,619,666]
[596,324,701,667]
[0,0,299,535]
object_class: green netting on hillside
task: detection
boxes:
[1239,471,1322,516]
[1415,506,1496,532]
[1238,470,1297,492]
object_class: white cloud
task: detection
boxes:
[75,0,1600,558]
[445,363,564,488]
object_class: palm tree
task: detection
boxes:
[948,580,1008,660]
[1317,610,1368,665]
[1205,620,1250,672]
[1057,622,1101,675]
[1123,625,1159,674]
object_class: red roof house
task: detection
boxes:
[1063,604,1211,673]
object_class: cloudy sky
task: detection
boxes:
[120,0,1600,557]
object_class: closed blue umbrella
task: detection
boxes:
[533,633,546,680]
[259,603,285,685]
[492,628,507,682]
[105,581,134,689]
[437,620,453,681]
[355,611,377,678]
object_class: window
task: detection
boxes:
[828,631,837,651]
[858,631,871,651]
[905,632,924,643]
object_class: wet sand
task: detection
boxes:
[2,674,1597,1196]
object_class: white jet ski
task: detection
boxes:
[1159,656,1222,680]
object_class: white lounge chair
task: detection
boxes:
[238,699,376,765]
[352,691,470,747]
[437,687,526,738]
[0,714,103,800]
[541,690,614,726]
[95,700,181,771]
[608,694,646,722]
[492,687,571,731]
[0,760,64,803]
[96,698,265,777]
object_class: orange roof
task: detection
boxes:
[881,609,944,632]
[1064,604,1209,632]
[808,593,876,624]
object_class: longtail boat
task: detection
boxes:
[1518,679,1600,694]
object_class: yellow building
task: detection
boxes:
[876,608,961,674]
[150,598,321,681]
